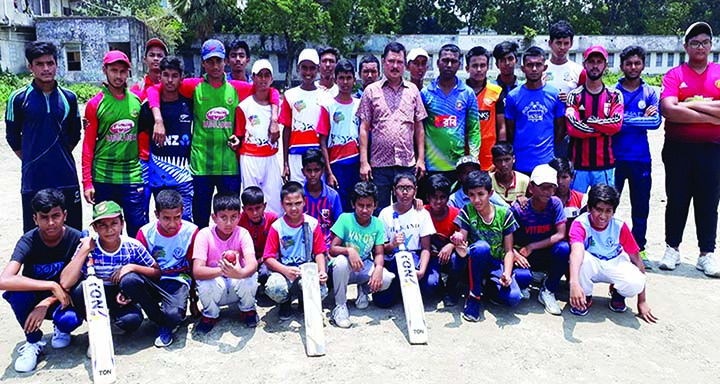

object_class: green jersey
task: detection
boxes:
[454,202,518,259]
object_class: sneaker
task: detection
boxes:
[355,289,369,309]
[658,246,681,270]
[331,304,352,328]
[239,309,259,328]
[278,301,293,321]
[195,316,218,334]
[462,297,484,322]
[443,294,459,307]
[640,250,652,270]
[521,287,531,300]
[14,341,45,373]
[51,326,71,349]
[154,327,173,347]
[569,296,593,316]
[538,288,562,315]
[609,287,627,313]
[697,253,720,277]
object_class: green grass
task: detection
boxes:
[0,70,101,114]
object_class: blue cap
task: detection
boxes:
[201,39,225,60]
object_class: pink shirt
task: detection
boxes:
[569,212,639,260]
[192,225,254,267]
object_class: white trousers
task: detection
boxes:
[196,273,259,318]
[240,154,284,215]
[579,252,646,298]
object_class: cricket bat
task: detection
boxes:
[83,258,116,383]
[300,262,326,356]
[393,212,428,345]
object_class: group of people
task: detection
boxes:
[3,18,719,374]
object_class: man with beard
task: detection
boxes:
[566,46,623,194]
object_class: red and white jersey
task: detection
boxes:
[236,96,278,157]
[279,87,327,154]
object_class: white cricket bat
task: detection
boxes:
[83,259,116,383]
[393,212,428,345]
[300,262,326,356]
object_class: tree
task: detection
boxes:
[171,0,240,41]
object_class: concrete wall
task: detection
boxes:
[36,16,146,83]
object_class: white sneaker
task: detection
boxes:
[538,288,562,315]
[51,326,71,349]
[697,253,720,277]
[14,341,45,373]
[332,304,352,328]
[658,246,681,270]
[521,287,531,300]
[355,289,369,309]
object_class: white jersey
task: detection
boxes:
[545,59,584,94]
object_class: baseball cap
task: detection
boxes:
[456,155,481,170]
[297,48,320,66]
[91,201,123,225]
[684,21,713,43]
[530,164,558,187]
[584,45,608,61]
[103,50,131,68]
[145,38,168,54]
[201,39,226,61]
[251,59,273,77]
[407,48,429,63]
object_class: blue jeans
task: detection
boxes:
[151,180,194,222]
[572,168,615,193]
[614,160,651,250]
[192,175,240,228]
[524,241,570,292]
[331,160,360,212]
[94,183,148,238]
[3,291,82,343]
[467,241,532,307]
[373,251,439,308]
[371,166,414,215]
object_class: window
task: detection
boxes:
[108,42,131,61]
[656,53,663,67]
[714,52,719,62]
[667,52,674,67]
[65,44,81,71]
[608,53,614,68]
[31,0,51,15]
[569,53,577,62]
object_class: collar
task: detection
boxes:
[304,183,328,199]
[617,77,646,90]
[495,74,517,87]
[493,171,517,196]
[30,80,58,94]
[466,78,487,95]
[429,76,460,92]
[380,78,409,89]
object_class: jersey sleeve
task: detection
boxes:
[262,226,280,261]
[82,93,103,190]
[132,242,157,267]
[278,97,292,127]
[312,223,328,255]
[501,207,518,236]
[495,94,506,115]
[568,219,587,245]
[373,219,386,246]
[235,105,247,138]
[565,90,602,138]
[619,222,641,255]
[191,229,210,262]
[552,198,567,224]
[331,190,343,223]
[5,88,25,152]
[585,91,623,135]
[504,92,517,120]
[466,92,481,158]
[316,106,331,136]
[238,227,255,260]
[419,209,437,238]
[660,67,680,99]
[329,213,347,240]
[135,228,149,249]
[138,102,154,135]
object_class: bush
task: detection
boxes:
[61,82,102,104]
[603,71,663,87]
[0,70,32,112]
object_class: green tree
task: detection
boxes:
[171,0,240,41]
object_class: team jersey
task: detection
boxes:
[491,171,529,204]
[378,206,436,253]
[279,87,325,155]
[471,81,505,170]
[5,81,81,193]
[138,96,193,187]
[566,85,624,171]
[305,184,343,248]
[316,97,360,164]
[425,205,460,257]
[545,60,584,95]
[239,211,278,259]
[421,77,481,172]
[82,87,143,188]
[237,96,278,156]
[454,203,518,260]
[80,236,156,284]
[569,212,640,260]
[263,214,327,266]
[131,74,157,161]
[136,220,198,285]
[510,196,566,246]
[613,78,661,162]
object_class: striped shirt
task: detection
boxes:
[304,184,343,248]
[80,236,156,284]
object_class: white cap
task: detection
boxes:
[407,48,429,63]
[530,164,558,187]
[684,21,713,43]
[251,59,273,77]
[297,48,320,66]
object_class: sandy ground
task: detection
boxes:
[1,121,719,384]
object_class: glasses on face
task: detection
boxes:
[395,185,416,193]
[689,40,712,49]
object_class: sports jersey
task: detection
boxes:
[130,74,156,161]
[613,78,661,162]
[316,97,360,164]
[330,212,385,261]
[82,87,143,189]
[378,207,436,252]
[238,211,278,259]
[545,60,584,95]
[5,81,81,193]
[10,227,82,282]
[569,212,640,260]
[454,203,518,260]
[138,96,193,187]
[470,80,505,170]
[566,85,624,171]
[237,96,278,156]
[137,220,198,285]
[192,225,254,268]
[279,87,325,155]
[505,84,564,174]
[80,236,156,284]
[661,62,720,144]
[227,72,252,83]
[130,75,155,101]
[425,205,460,257]
[511,196,566,246]
[304,183,343,248]
[263,214,327,266]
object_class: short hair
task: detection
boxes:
[301,148,325,168]
[319,46,340,62]
[620,45,647,65]
[359,54,380,71]
[439,43,463,64]
[549,20,575,42]
[351,181,378,204]
[281,181,304,201]
[393,172,416,187]
[25,41,58,64]
[241,186,265,206]
[491,141,515,158]
[587,184,620,210]
[383,42,406,60]
[159,57,183,73]
[463,170,493,194]
[549,157,575,176]
[426,174,452,197]
[227,39,250,57]
[155,189,183,211]
[31,188,65,214]
[334,59,355,76]
[522,46,546,64]
[213,193,241,213]
[492,41,519,61]
[466,46,491,63]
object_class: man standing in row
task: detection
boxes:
[407,48,429,91]
[355,54,380,99]
[226,39,252,83]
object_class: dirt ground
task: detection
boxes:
[1,121,719,384]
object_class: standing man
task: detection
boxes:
[131,38,168,101]
[355,54,380,99]
[614,46,661,269]
[358,42,428,211]
[407,48,429,91]
[226,39,252,82]
[421,43,480,195]
[658,22,720,276]
[566,46,623,193]
[505,46,565,175]
[317,47,340,96]
[466,46,506,171]
[492,41,521,98]
[6,41,82,232]
[546,20,584,102]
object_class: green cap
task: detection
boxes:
[91,201,123,225]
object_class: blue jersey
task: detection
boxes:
[613,78,661,163]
